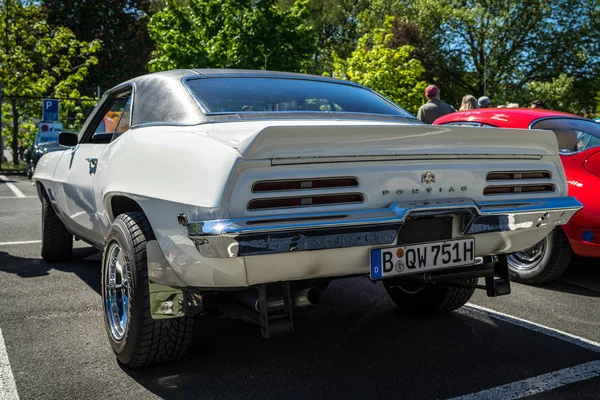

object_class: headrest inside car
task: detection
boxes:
[554,130,578,151]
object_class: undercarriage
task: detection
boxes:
[159,255,511,339]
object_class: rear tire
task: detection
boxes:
[383,278,476,316]
[507,228,572,285]
[41,193,73,262]
[102,212,194,368]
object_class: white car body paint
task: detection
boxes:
[33,119,575,288]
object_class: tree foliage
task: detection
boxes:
[0,0,100,163]
[148,0,316,72]
[333,16,427,114]
[356,0,600,113]
[43,0,155,93]
[279,0,370,75]
[525,74,578,113]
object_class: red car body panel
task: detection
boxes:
[434,109,600,258]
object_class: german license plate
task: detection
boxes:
[370,238,475,279]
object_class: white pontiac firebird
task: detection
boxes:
[33,69,582,367]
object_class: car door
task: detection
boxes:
[52,88,132,246]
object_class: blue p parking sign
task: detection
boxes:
[42,99,59,122]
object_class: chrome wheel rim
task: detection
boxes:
[507,237,547,271]
[104,242,129,341]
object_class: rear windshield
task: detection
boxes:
[531,118,600,153]
[185,77,413,118]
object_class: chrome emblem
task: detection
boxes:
[421,172,436,184]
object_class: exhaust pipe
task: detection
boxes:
[402,264,495,285]
[239,287,322,312]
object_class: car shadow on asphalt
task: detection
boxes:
[535,257,600,298]
[0,247,101,294]
[121,279,600,400]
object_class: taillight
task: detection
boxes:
[483,184,555,196]
[486,171,552,180]
[248,193,364,211]
[252,177,358,192]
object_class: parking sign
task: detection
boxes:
[42,99,59,122]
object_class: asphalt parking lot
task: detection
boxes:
[1,174,600,399]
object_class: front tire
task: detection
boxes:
[101,212,194,368]
[383,278,476,316]
[507,228,572,285]
[41,193,73,262]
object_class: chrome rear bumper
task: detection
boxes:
[187,197,582,258]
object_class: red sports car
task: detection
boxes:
[434,108,600,284]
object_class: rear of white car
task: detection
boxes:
[179,121,578,287]
[33,70,582,368]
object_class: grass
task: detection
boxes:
[1,159,28,171]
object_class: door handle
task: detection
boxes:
[85,158,98,166]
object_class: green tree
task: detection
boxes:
[148,0,316,72]
[333,16,427,114]
[0,0,100,164]
[525,74,579,113]
[279,0,371,75]
[43,0,155,93]
[357,0,600,112]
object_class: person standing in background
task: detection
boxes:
[459,95,478,111]
[417,85,456,124]
[531,100,547,109]
[478,96,491,108]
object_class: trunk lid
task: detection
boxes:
[204,120,559,161]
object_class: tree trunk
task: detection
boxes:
[10,98,19,165]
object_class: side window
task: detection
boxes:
[82,92,131,144]
[531,118,600,154]
[113,97,132,140]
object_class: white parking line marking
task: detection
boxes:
[0,328,19,400]
[0,240,41,246]
[449,360,600,400]
[0,196,36,200]
[0,176,26,199]
[465,303,600,353]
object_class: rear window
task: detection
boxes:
[185,77,412,117]
[531,118,600,153]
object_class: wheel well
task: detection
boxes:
[36,181,47,201]
[109,196,143,221]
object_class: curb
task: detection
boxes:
[0,170,27,176]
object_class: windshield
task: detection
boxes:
[531,118,600,153]
[185,77,413,118]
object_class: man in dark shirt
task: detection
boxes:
[417,85,456,124]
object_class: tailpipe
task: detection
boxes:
[239,287,322,312]
[401,264,495,285]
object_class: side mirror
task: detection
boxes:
[58,131,78,147]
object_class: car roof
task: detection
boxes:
[433,108,581,129]
[107,69,378,127]
[119,69,356,90]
